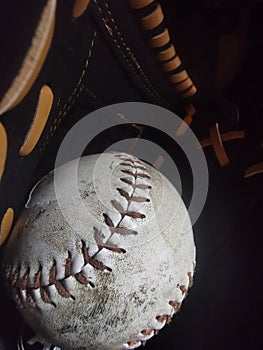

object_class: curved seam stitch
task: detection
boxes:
[5,154,151,307]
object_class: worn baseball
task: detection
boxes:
[2,152,196,349]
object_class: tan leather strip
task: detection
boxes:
[175,78,193,92]
[162,56,182,72]
[153,155,164,169]
[149,28,170,48]
[128,0,154,9]
[0,0,56,115]
[176,104,196,136]
[244,163,263,178]
[0,208,14,246]
[210,124,230,166]
[157,46,176,61]
[200,130,245,147]
[141,4,164,30]
[185,103,196,117]
[129,0,198,100]
[182,85,197,98]
[169,70,188,84]
[19,85,54,156]
[73,0,90,18]
[0,123,7,182]
[200,137,214,147]
[221,130,246,142]
[176,115,193,136]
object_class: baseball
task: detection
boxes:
[2,152,196,349]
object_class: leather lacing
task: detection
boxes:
[128,0,197,102]
[200,123,246,167]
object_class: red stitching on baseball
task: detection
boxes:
[55,280,72,299]
[120,177,152,189]
[4,152,195,349]
[124,271,194,348]
[34,266,42,288]
[64,254,72,278]
[141,329,154,336]
[169,300,181,311]
[117,188,150,203]
[188,271,193,287]
[127,341,141,348]
[4,153,151,309]
[121,169,150,179]
[25,289,35,307]
[40,286,55,306]
[77,271,92,287]
[10,267,20,287]
[21,269,30,290]
[180,285,187,295]
[49,261,57,285]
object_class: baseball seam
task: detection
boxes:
[123,271,193,349]
[4,154,152,309]
[4,153,194,349]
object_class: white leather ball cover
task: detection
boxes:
[2,152,196,350]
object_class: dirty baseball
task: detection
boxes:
[2,152,196,349]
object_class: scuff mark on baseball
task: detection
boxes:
[1,152,196,349]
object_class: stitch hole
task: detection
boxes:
[146,199,150,202]
[126,212,146,219]
[102,213,115,230]
[89,281,95,288]
[81,239,90,265]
